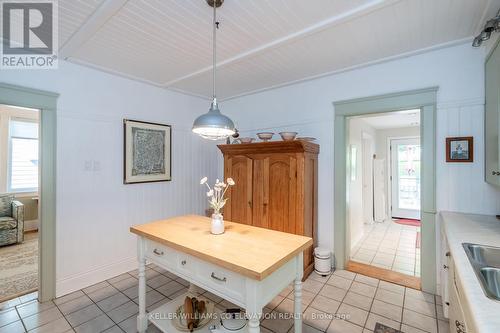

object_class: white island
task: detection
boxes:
[130,215,313,333]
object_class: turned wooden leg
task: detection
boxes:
[246,280,262,333]
[137,237,148,333]
[247,314,261,333]
[294,252,304,333]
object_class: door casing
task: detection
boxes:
[0,83,58,302]
[333,88,437,293]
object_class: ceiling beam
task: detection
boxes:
[59,0,129,59]
[163,0,401,87]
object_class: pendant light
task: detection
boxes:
[192,0,235,140]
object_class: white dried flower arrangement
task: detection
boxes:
[200,177,235,214]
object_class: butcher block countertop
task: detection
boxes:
[130,214,313,280]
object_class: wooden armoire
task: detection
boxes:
[218,141,319,278]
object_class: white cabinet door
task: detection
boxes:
[440,230,450,318]
[448,258,468,333]
[485,40,500,186]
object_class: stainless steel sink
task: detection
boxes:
[464,243,500,267]
[480,267,500,299]
[463,243,500,300]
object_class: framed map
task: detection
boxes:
[124,119,171,184]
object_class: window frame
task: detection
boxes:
[7,117,39,194]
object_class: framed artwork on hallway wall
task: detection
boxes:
[446,136,473,163]
[123,119,172,184]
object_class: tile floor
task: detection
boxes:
[351,219,421,277]
[0,266,447,333]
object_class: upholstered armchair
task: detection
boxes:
[0,194,24,246]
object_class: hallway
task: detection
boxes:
[351,219,421,277]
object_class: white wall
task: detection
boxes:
[221,42,500,258]
[375,126,420,217]
[1,60,219,296]
[347,118,376,249]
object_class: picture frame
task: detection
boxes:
[446,136,473,163]
[123,119,171,184]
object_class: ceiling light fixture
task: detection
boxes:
[192,0,235,140]
[472,8,500,47]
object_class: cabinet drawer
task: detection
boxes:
[144,239,246,304]
[145,240,177,267]
[196,258,245,302]
[175,252,245,303]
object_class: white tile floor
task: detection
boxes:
[351,219,421,277]
[0,265,447,333]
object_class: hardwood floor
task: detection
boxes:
[347,260,421,290]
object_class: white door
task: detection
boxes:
[391,138,421,219]
[373,158,387,222]
[362,136,374,224]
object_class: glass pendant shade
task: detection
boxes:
[192,99,235,140]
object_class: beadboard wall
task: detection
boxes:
[1,60,219,296]
[222,42,500,259]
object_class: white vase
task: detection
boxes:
[211,213,224,235]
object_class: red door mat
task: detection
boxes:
[394,218,421,227]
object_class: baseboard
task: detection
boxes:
[56,256,137,297]
[24,219,38,232]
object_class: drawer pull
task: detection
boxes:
[181,260,187,266]
[211,272,227,283]
[153,248,164,256]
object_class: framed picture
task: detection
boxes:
[446,136,473,162]
[124,119,171,184]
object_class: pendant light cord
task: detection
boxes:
[212,2,217,104]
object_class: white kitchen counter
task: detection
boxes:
[440,211,500,333]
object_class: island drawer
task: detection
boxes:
[145,240,176,267]
[197,259,245,300]
[177,252,245,303]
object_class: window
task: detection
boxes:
[8,119,39,192]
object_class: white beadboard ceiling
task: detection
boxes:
[59,0,499,100]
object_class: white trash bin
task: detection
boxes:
[314,247,331,276]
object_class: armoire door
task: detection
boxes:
[253,155,297,233]
[224,155,253,225]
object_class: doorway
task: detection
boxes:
[333,88,437,293]
[348,111,422,282]
[0,83,58,302]
[0,104,40,303]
